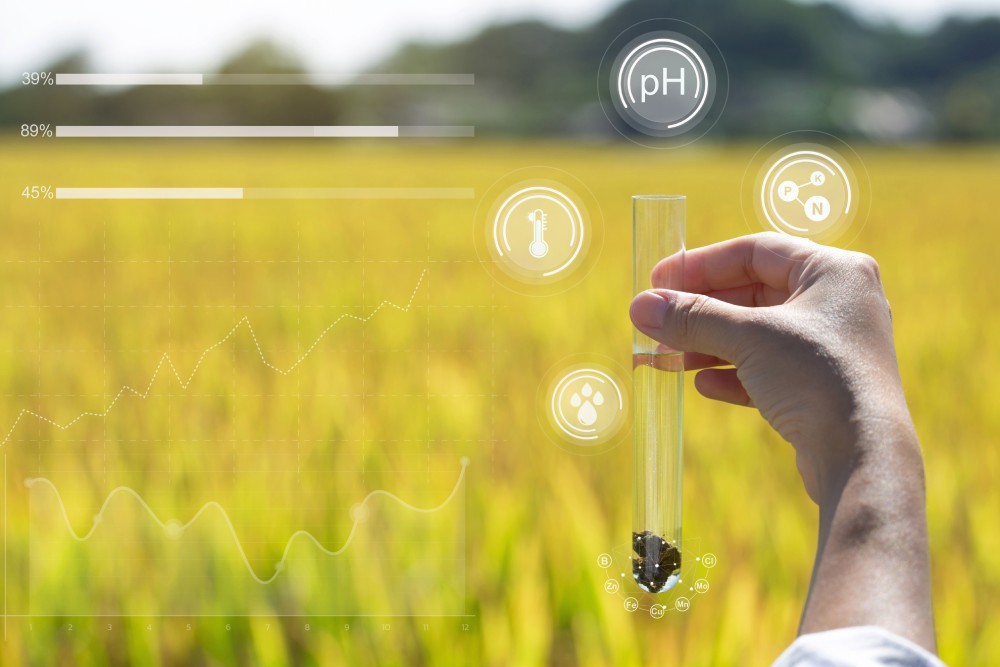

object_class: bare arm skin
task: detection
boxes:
[629,232,936,652]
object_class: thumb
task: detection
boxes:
[629,289,750,362]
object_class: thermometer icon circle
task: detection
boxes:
[528,208,550,258]
[487,182,589,284]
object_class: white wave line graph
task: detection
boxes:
[25,456,468,585]
[1,269,427,447]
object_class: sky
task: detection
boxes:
[2,0,1000,84]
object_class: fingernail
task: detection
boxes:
[631,290,670,329]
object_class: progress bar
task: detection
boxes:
[54,73,474,86]
[54,125,474,138]
[54,187,476,200]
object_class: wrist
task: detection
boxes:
[817,414,923,513]
[811,405,921,508]
[804,419,934,650]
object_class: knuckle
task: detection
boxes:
[849,251,882,283]
[847,253,892,319]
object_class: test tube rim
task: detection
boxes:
[632,194,686,201]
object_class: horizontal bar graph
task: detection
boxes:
[54,187,476,200]
[55,73,204,85]
[54,73,474,86]
[54,125,474,139]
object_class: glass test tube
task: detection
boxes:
[632,195,685,594]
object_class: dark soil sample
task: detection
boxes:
[632,531,681,593]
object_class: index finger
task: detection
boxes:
[650,232,819,293]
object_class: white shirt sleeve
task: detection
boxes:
[772,626,947,667]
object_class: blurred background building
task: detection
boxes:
[2,0,999,141]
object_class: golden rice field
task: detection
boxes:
[0,140,997,665]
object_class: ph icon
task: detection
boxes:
[609,30,718,137]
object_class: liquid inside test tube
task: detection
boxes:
[632,195,684,594]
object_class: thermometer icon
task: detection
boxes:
[527,208,549,259]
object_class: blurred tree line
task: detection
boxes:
[2,0,998,141]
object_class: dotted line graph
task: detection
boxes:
[1,270,427,447]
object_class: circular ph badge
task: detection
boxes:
[599,19,728,147]
[612,32,714,135]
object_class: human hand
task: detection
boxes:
[629,232,917,503]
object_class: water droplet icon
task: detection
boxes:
[570,393,582,407]
[578,399,598,426]
[593,391,604,406]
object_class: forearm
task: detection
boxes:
[799,419,936,653]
